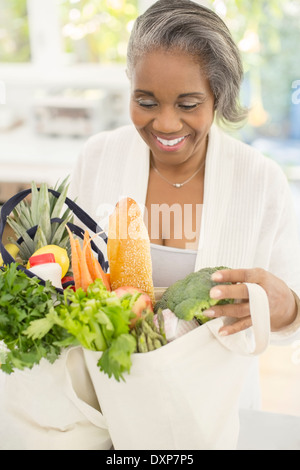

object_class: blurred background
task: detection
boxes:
[0,0,300,417]
[0,0,299,207]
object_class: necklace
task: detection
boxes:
[151,159,205,188]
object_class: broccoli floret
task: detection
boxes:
[154,267,233,323]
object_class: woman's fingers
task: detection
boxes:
[219,317,252,336]
[204,300,249,319]
[203,302,252,336]
[210,282,249,301]
[206,267,297,334]
[206,268,258,336]
[211,267,266,284]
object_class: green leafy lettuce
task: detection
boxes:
[24,278,137,381]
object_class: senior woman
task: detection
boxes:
[69,0,300,408]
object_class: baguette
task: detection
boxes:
[107,197,154,302]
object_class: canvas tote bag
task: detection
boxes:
[0,186,112,449]
[83,282,270,450]
[0,346,112,450]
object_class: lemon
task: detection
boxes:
[28,245,70,278]
[5,243,20,258]
[0,244,19,266]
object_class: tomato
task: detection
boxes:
[114,286,153,327]
[62,275,75,291]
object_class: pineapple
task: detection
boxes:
[6,177,74,265]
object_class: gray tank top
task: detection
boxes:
[150,243,197,288]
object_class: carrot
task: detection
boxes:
[83,230,111,291]
[78,237,93,291]
[66,225,82,290]
[67,226,110,292]
[93,256,111,291]
[83,234,99,280]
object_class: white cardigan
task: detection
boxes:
[70,123,300,410]
[69,123,300,344]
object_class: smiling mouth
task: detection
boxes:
[153,134,189,147]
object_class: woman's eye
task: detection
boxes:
[179,103,199,110]
[136,100,157,108]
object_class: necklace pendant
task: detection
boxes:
[173,183,183,188]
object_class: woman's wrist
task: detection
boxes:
[271,289,299,332]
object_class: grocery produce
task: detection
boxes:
[27,245,70,278]
[0,187,234,382]
[0,263,67,373]
[28,253,63,290]
[0,243,19,266]
[66,226,111,291]
[131,310,167,352]
[4,243,19,258]
[6,178,73,265]
[154,266,234,322]
[114,286,153,328]
[24,278,137,381]
[107,197,154,302]
[61,275,75,290]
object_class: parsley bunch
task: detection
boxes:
[0,263,68,373]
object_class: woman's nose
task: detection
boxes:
[152,106,183,134]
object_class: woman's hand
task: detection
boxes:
[203,268,297,336]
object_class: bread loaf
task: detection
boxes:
[107,197,155,302]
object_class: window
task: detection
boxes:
[0,0,139,65]
[204,0,300,144]
[59,0,138,64]
[0,0,30,62]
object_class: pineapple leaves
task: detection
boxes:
[50,177,70,219]
[5,177,73,264]
[38,183,52,244]
[30,181,40,224]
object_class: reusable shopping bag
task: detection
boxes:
[0,187,110,450]
[0,347,111,450]
[84,282,270,450]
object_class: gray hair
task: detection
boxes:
[127,0,248,125]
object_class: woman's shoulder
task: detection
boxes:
[212,124,287,183]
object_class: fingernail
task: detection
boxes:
[203,309,215,318]
[210,287,222,299]
[219,330,228,337]
[211,272,223,281]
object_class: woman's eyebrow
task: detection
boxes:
[134,89,155,96]
[178,92,205,98]
[134,89,205,98]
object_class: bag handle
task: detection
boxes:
[0,187,108,280]
[207,282,270,356]
[63,347,110,431]
[243,282,270,355]
[0,187,108,242]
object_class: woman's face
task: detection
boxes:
[130,49,215,168]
